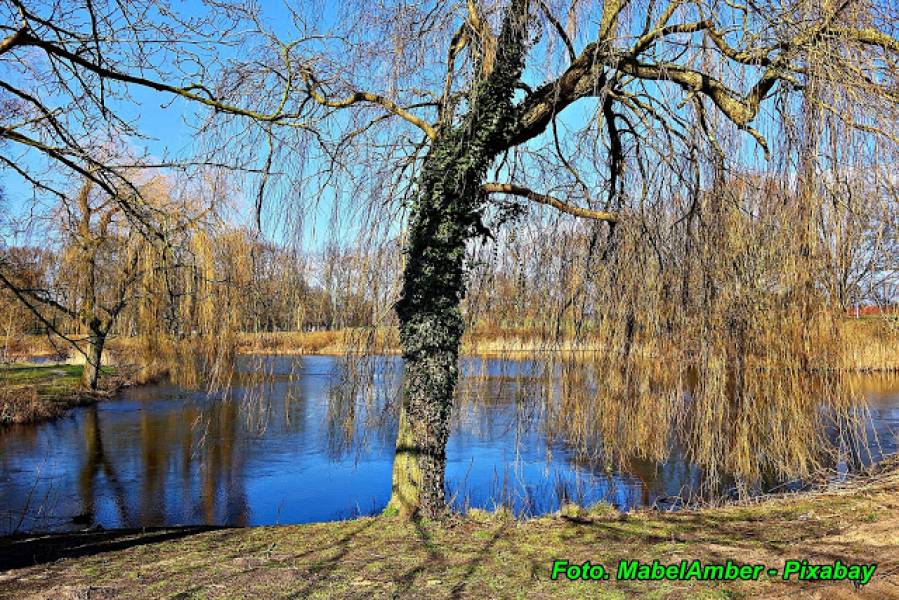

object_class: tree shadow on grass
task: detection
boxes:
[0,525,228,571]
[286,516,512,599]
[391,517,448,597]
[273,518,382,597]
[448,523,509,599]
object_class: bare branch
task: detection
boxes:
[482,183,619,222]
[13,31,304,124]
[300,69,438,140]
[537,0,576,62]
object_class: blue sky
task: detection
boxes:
[1,1,346,249]
[2,0,786,252]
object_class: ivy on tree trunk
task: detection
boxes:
[386,0,529,518]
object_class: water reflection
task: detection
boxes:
[0,356,896,534]
[77,405,128,525]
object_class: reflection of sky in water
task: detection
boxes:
[0,356,896,534]
[860,384,899,461]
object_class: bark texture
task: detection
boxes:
[81,325,106,390]
[387,0,529,518]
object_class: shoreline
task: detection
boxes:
[1,458,896,598]
[2,340,897,427]
[0,364,134,426]
[236,346,899,370]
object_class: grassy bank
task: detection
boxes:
[1,462,896,599]
[0,364,120,425]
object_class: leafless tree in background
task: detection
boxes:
[2,0,898,516]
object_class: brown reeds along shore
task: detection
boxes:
[4,314,899,370]
[3,311,897,427]
[235,318,898,373]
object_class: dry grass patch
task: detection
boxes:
[2,464,897,599]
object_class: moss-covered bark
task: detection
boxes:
[387,0,529,518]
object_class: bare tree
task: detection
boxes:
[0,246,48,360]
[0,175,208,388]
[3,0,897,517]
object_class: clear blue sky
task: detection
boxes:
[1,0,346,250]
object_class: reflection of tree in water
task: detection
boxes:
[75,387,252,528]
[618,453,699,508]
[545,358,873,503]
[193,397,248,526]
[326,355,401,460]
[139,407,166,524]
[456,371,547,436]
[77,405,129,525]
[325,357,550,462]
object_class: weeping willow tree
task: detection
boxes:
[0,173,229,389]
[114,200,244,391]
[241,0,896,518]
[2,0,897,517]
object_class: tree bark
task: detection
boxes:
[386,0,530,519]
[386,141,474,518]
[81,327,106,390]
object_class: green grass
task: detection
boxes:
[0,363,83,391]
[0,363,116,424]
[0,363,117,390]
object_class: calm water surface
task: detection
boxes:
[1,355,897,534]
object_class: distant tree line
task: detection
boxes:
[4,169,895,355]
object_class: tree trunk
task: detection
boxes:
[386,150,471,518]
[385,0,530,518]
[82,329,106,390]
[386,125,518,519]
